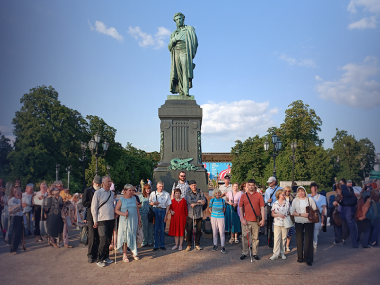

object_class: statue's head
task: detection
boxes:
[173,12,185,28]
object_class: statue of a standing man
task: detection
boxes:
[168,13,198,96]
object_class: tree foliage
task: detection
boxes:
[0,131,13,178]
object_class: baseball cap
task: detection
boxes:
[267,176,277,183]
[189,180,197,185]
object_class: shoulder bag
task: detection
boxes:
[231,192,238,213]
[284,202,294,228]
[306,197,319,223]
[246,193,262,223]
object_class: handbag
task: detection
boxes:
[79,225,88,245]
[231,192,238,213]
[284,203,294,228]
[136,225,144,246]
[306,197,319,223]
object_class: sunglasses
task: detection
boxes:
[180,175,186,178]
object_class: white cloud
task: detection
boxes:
[88,20,123,42]
[348,0,380,14]
[315,75,323,81]
[315,56,380,109]
[0,126,15,144]
[348,15,377,29]
[347,0,380,29]
[127,26,171,49]
[279,54,317,68]
[201,100,279,141]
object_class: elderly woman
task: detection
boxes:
[2,182,12,243]
[8,186,24,254]
[168,188,188,250]
[225,182,242,243]
[208,188,227,253]
[44,186,64,248]
[284,186,295,252]
[115,184,141,262]
[290,186,317,266]
[138,184,154,246]
[269,189,290,260]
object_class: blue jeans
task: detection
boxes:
[153,208,166,248]
[341,206,358,247]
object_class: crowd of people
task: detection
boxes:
[0,173,379,268]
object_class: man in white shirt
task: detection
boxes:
[91,176,115,268]
[22,183,34,236]
[220,174,232,200]
[149,181,171,251]
[264,177,282,248]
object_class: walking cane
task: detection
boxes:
[267,205,271,249]
[230,202,233,244]
[114,215,117,264]
[192,207,195,249]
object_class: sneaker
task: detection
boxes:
[269,255,278,260]
[153,247,159,251]
[281,254,287,260]
[211,245,218,252]
[253,255,260,260]
[104,258,114,264]
[195,245,202,250]
[88,257,94,263]
[240,254,247,260]
[160,247,166,250]
[285,247,291,252]
[221,247,227,254]
[185,246,191,251]
[97,261,105,267]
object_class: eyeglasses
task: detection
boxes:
[225,177,230,179]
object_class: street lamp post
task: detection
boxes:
[66,165,72,189]
[80,142,88,192]
[56,164,60,181]
[107,165,111,177]
[88,133,109,176]
[290,141,297,188]
[263,132,283,178]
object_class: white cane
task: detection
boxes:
[114,216,117,264]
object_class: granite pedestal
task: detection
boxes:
[153,96,208,193]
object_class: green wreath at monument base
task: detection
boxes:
[168,158,198,171]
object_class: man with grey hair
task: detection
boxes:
[22,183,34,236]
[91,176,115,267]
[83,175,102,263]
[149,181,171,251]
[168,12,198,96]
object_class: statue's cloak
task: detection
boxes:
[169,25,198,94]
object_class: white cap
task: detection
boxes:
[267,176,277,183]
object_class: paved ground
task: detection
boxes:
[0,223,379,285]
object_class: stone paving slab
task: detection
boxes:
[0,225,379,285]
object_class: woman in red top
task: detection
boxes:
[169,188,188,250]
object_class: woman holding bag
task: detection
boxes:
[290,186,317,266]
[269,189,290,260]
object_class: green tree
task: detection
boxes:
[332,129,361,184]
[0,131,13,178]
[230,135,269,186]
[358,138,376,177]
[9,85,87,186]
[85,156,108,186]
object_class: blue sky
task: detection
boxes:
[1,0,379,154]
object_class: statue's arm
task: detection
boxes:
[168,33,175,51]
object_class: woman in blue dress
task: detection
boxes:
[115,184,141,262]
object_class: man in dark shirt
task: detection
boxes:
[82,175,102,263]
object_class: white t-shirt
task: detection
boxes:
[22,193,33,213]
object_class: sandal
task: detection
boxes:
[123,253,129,262]
[133,255,139,261]
[172,245,178,250]
[229,238,234,244]
[235,238,239,243]
[178,246,182,251]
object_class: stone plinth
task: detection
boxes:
[153,98,208,193]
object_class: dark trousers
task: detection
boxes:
[295,222,314,263]
[153,208,166,248]
[332,219,343,243]
[11,216,23,253]
[33,206,41,236]
[187,217,202,247]
[370,220,380,245]
[97,219,114,262]
[341,206,358,247]
[87,219,99,259]
[267,209,274,247]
